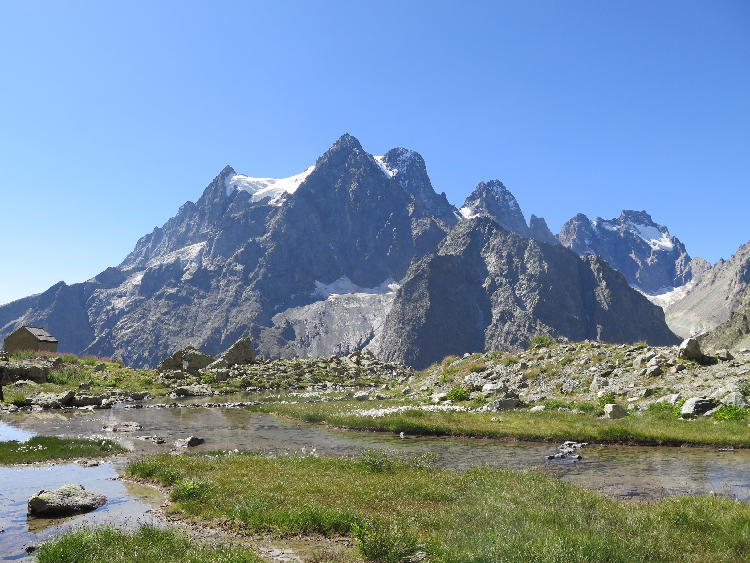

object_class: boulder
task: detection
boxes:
[22,391,75,409]
[680,396,718,418]
[529,405,546,412]
[207,337,255,369]
[463,373,488,391]
[645,365,663,377]
[654,393,681,405]
[4,361,49,384]
[28,484,106,517]
[603,404,628,419]
[156,346,215,374]
[483,398,519,412]
[716,349,734,361]
[353,391,370,401]
[171,384,213,397]
[678,338,703,362]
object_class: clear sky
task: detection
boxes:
[1,1,748,306]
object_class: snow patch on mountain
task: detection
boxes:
[372,155,395,179]
[312,276,400,300]
[110,271,145,310]
[639,282,695,309]
[146,242,207,270]
[224,166,315,204]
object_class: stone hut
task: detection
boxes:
[3,326,59,354]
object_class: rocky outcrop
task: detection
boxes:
[156,347,215,373]
[28,484,106,517]
[557,210,694,295]
[378,218,680,369]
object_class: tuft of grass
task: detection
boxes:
[36,525,262,563]
[0,436,124,464]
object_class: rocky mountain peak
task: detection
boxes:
[315,133,364,168]
[529,214,559,245]
[459,180,531,237]
[558,210,692,294]
[378,147,458,225]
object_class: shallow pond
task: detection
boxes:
[2,399,750,560]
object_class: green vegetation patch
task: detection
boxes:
[0,436,124,464]
[36,525,262,563]
[247,400,750,447]
[122,450,750,563]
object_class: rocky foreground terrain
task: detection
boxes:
[2,336,748,423]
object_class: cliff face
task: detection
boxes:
[378,218,680,369]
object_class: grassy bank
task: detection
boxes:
[247,400,750,447]
[0,436,124,464]
[123,450,750,563]
[36,525,263,563]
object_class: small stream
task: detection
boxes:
[2,398,750,560]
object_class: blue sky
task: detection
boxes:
[1,1,749,306]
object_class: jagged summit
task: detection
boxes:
[558,210,693,294]
[459,180,531,238]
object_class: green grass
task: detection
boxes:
[36,525,263,563]
[123,450,750,563]
[246,400,750,447]
[0,436,125,464]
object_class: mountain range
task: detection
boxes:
[0,134,744,367]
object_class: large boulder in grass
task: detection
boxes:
[28,484,106,517]
[603,404,628,419]
[156,346,215,374]
[680,396,718,418]
[206,337,255,369]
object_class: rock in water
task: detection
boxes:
[28,484,106,517]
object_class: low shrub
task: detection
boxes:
[598,391,616,407]
[446,387,471,402]
[171,478,210,501]
[712,405,748,422]
[530,335,555,349]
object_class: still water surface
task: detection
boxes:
[2,398,749,560]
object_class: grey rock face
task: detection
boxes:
[667,240,750,339]
[378,218,679,369]
[558,210,693,295]
[699,276,750,351]
[28,484,107,517]
[459,180,532,237]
